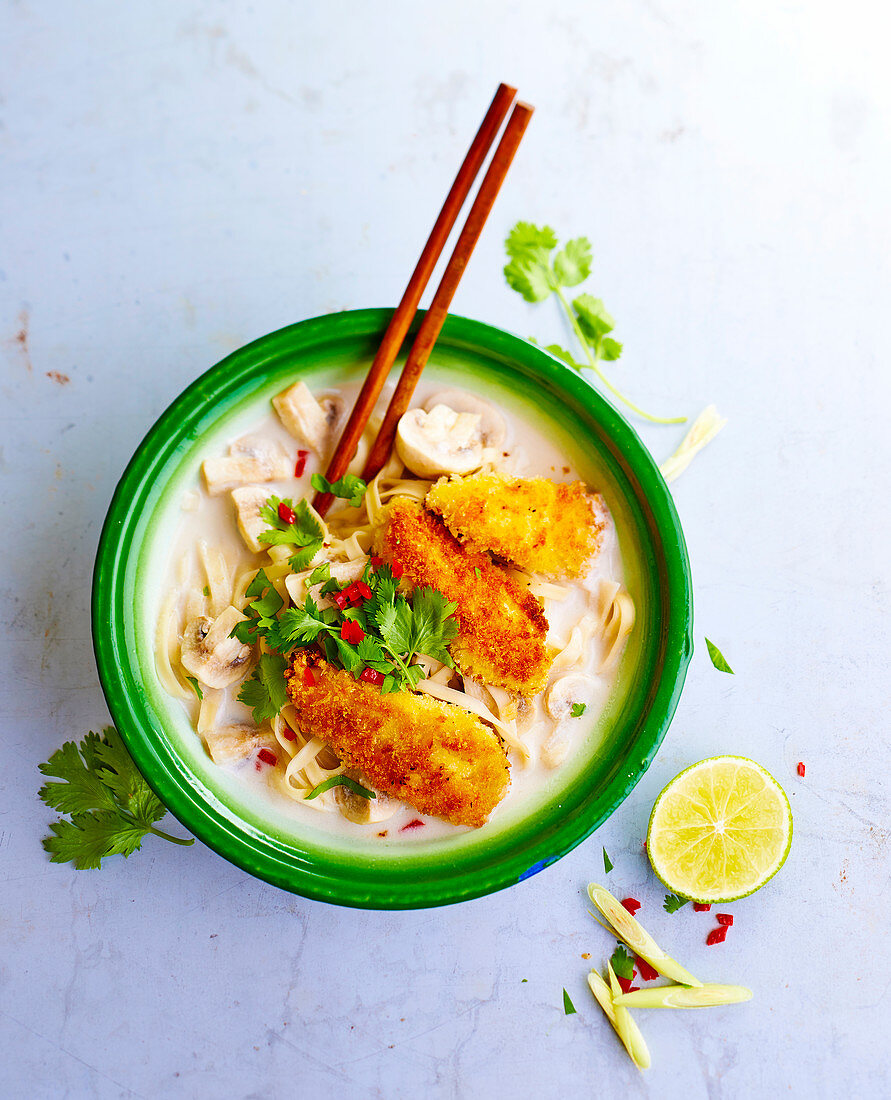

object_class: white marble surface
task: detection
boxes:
[2,2,889,1097]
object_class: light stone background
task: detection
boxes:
[2,2,889,1097]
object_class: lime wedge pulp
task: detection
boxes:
[647,756,792,903]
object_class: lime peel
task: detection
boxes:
[587,883,702,987]
[612,984,753,1009]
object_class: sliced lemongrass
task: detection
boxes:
[587,883,702,987]
[588,968,650,1070]
[607,963,651,1070]
[659,404,727,483]
[612,984,753,1009]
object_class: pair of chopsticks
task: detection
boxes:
[312,83,533,518]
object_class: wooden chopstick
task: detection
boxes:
[360,101,534,482]
[312,82,517,517]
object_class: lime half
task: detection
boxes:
[647,756,792,903]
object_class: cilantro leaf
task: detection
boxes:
[503,222,558,303]
[570,702,587,718]
[232,569,284,645]
[543,343,583,371]
[705,638,734,674]
[553,237,592,287]
[602,847,613,874]
[304,775,376,801]
[600,337,623,361]
[573,293,616,342]
[186,676,204,700]
[308,562,331,585]
[609,944,635,980]
[237,652,289,724]
[38,726,194,869]
[407,587,459,663]
[505,221,558,262]
[43,811,150,870]
[258,496,325,570]
[663,893,689,914]
[310,473,368,508]
[562,988,577,1015]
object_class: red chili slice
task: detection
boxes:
[716,913,733,926]
[356,580,372,600]
[693,902,711,912]
[797,761,806,777]
[390,559,405,579]
[359,667,385,686]
[302,666,317,687]
[257,748,277,767]
[627,986,640,994]
[621,898,641,915]
[616,974,636,994]
[401,818,425,831]
[341,620,365,644]
[635,956,659,982]
[371,555,383,570]
[332,591,349,611]
[706,926,727,946]
[294,450,309,477]
[277,501,297,525]
[281,726,296,741]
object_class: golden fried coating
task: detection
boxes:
[285,652,510,827]
[376,499,552,696]
[426,473,604,579]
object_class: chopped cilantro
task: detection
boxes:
[202,585,210,597]
[663,893,689,914]
[186,676,204,701]
[474,566,482,579]
[570,702,587,718]
[562,988,577,1015]
[236,652,289,724]
[310,472,368,508]
[602,847,613,874]
[609,944,635,980]
[258,495,324,570]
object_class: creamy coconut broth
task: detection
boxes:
[156,378,634,842]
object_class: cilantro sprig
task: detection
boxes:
[258,496,325,570]
[504,222,685,425]
[277,563,459,694]
[310,472,367,508]
[237,652,290,725]
[38,727,194,869]
[609,943,636,980]
[663,892,689,914]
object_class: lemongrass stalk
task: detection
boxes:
[588,969,651,1070]
[613,984,753,1009]
[659,405,727,483]
[607,963,651,1070]
[587,883,702,987]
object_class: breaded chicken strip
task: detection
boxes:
[285,652,509,827]
[376,499,551,696]
[426,473,604,579]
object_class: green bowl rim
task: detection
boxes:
[92,308,693,909]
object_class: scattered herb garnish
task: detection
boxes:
[570,702,587,718]
[609,944,636,981]
[305,775,375,801]
[231,568,284,645]
[705,638,734,674]
[186,676,204,701]
[663,893,689,914]
[202,585,210,597]
[310,472,368,508]
[562,988,577,1015]
[38,726,194,868]
[237,652,289,724]
[473,566,482,579]
[602,847,613,873]
[258,495,325,570]
[504,222,684,425]
[278,563,458,693]
[308,562,332,585]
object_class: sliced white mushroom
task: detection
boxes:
[203,723,278,765]
[423,390,507,449]
[334,770,400,824]
[202,438,292,496]
[181,606,253,689]
[230,486,271,553]
[545,673,598,721]
[395,404,484,478]
[273,381,346,456]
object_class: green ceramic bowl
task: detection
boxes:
[92,308,692,909]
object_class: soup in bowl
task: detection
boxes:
[92,309,692,908]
